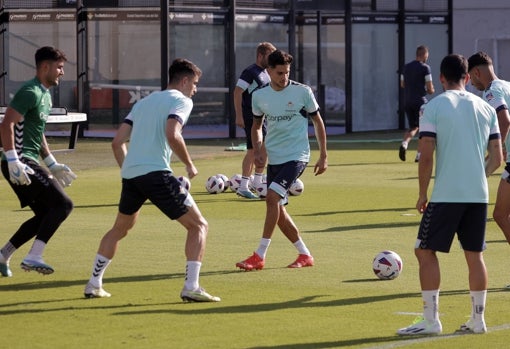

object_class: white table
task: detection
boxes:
[0,109,87,150]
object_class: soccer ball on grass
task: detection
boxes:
[372,250,403,280]
[205,176,225,194]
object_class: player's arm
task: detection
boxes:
[166,117,197,179]
[310,111,328,176]
[0,106,23,152]
[111,122,132,168]
[251,115,265,168]
[485,136,503,177]
[425,74,435,94]
[400,74,405,89]
[233,86,246,129]
[0,107,35,185]
[417,135,435,213]
[496,108,510,158]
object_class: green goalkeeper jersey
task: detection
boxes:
[6,77,52,162]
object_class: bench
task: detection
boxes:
[0,106,87,150]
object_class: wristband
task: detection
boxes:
[5,149,18,162]
[43,154,57,168]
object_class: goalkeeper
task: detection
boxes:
[0,46,76,277]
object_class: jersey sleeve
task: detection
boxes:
[419,102,436,138]
[485,88,508,113]
[304,85,320,114]
[9,86,39,116]
[168,96,193,125]
[251,91,264,118]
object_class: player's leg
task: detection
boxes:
[400,106,420,161]
[277,206,314,268]
[85,177,144,298]
[493,171,510,243]
[398,203,460,335]
[20,170,74,275]
[238,120,258,199]
[457,203,488,333]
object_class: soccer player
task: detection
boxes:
[468,52,510,267]
[233,42,276,199]
[235,50,328,271]
[0,46,76,277]
[397,54,502,336]
[399,45,435,162]
[84,58,220,302]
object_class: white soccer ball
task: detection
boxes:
[372,250,403,280]
[254,181,267,198]
[289,178,304,196]
[215,174,229,192]
[229,174,242,192]
[205,176,225,194]
[177,175,191,191]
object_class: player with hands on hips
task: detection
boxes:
[0,46,75,278]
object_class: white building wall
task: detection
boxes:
[453,0,510,79]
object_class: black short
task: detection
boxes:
[404,104,422,129]
[416,202,487,252]
[243,115,266,149]
[267,160,307,198]
[119,171,192,220]
[1,158,72,209]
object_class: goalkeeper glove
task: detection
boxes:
[43,153,77,187]
[5,150,35,185]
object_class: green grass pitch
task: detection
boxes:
[1,133,509,348]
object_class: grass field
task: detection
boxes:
[1,133,510,349]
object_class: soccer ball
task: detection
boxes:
[205,176,225,194]
[254,181,267,198]
[215,174,229,192]
[177,175,191,191]
[372,250,403,280]
[289,178,304,196]
[229,174,242,192]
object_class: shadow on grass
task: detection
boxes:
[110,287,505,317]
[304,221,420,233]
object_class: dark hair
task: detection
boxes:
[467,51,493,72]
[440,54,468,83]
[168,58,202,84]
[267,50,293,68]
[35,46,67,67]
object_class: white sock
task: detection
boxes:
[239,176,250,191]
[0,241,16,261]
[89,254,111,288]
[26,239,46,261]
[422,289,440,322]
[401,141,408,149]
[470,290,487,322]
[255,238,271,259]
[253,173,264,188]
[293,238,311,256]
[184,261,201,291]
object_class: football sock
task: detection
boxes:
[253,173,264,188]
[89,254,111,288]
[239,176,250,191]
[0,241,16,261]
[184,261,201,291]
[293,238,311,256]
[256,238,271,259]
[26,239,46,261]
[421,289,440,322]
[470,290,487,321]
